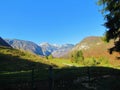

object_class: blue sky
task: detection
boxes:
[0,0,105,45]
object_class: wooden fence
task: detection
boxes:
[0,66,120,90]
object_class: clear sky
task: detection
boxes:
[0,0,105,45]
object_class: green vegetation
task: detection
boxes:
[98,0,120,53]
[0,46,115,68]
[0,46,116,70]
[83,57,109,66]
[0,46,120,89]
[48,54,53,59]
[70,50,84,64]
[0,46,51,72]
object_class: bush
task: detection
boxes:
[48,54,53,59]
[83,57,109,66]
[70,50,84,64]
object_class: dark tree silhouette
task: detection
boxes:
[98,0,120,54]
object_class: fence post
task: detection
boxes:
[87,66,90,86]
[32,68,34,90]
[49,66,54,90]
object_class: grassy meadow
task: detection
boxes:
[1,46,120,90]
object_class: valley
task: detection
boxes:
[1,36,120,68]
[1,36,120,90]
[1,0,120,89]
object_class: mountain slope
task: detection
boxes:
[5,39,74,57]
[40,43,74,57]
[0,46,50,72]
[5,39,43,55]
[0,37,11,47]
[72,36,120,62]
[72,36,103,50]
[40,42,59,56]
[52,44,74,57]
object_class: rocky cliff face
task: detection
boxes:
[40,43,74,57]
[40,42,59,56]
[52,44,74,58]
[5,39,43,55]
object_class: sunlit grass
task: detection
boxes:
[0,46,120,75]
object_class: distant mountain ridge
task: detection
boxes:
[52,44,74,57]
[40,42,59,56]
[39,42,74,57]
[5,39,74,57]
[5,39,44,55]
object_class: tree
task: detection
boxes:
[48,54,53,59]
[45,56,48,59]
[98,0,120,54]
[70,50,84,63]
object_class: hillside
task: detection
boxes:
[0,46,75,72]
[5,39,43,55]
[71,36,120,65]
[1,38,120,90]
[52,44,74,58]
[5,39,74,57]
[40,42,59,56]
[0,46,50,72]
[0,37,11,47]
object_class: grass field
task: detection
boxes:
[1,46,120,90]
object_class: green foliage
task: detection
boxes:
[98,57,109,65]
[83,57,109,66]
[101,34,109,43]
[45,56,48,59]
[0,46,50,72]
[98,0,120,53]
[48,54,53,59]
[83,58,98,66]
[70,50,84,64]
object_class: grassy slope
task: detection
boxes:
[1,46,120,90]
[1,45,119,71]
[0,46,51,72]
[0,46,53,85]
[71,36,120,68]
[0,46,78,72]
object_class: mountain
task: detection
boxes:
[40,42,74,57]
[52,44,74,58]
[40,42,59,56]
[5,39,43,55]
[5,39,74,57]
[72,36,104,51]
[0,37,11,47]
[71,36,120,61]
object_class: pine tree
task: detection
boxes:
[98,0,120,54]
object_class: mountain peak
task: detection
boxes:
[4,38,74,57]
[39,42,74,57]
[40,42,50,46]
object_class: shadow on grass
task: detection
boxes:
[0,53,49,72]
[0,49,51,90]
[53,66,120,90]
[0,48,120,90]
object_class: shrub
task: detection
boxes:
[70,50,84,64]
[48,54,53,59]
